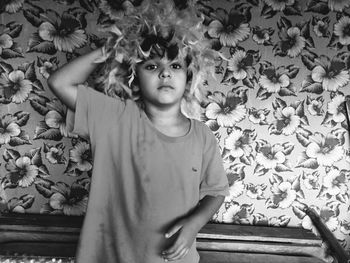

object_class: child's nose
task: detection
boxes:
[159,67,171,78]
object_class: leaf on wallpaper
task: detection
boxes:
[332,128,347,146]
[321,112,336,127]
[256,87,272,100]
[284,3,302,17]
[327,33,341,50]
[34,121,63,141]
[300,78,323,94]
[301,50,318,70]
[6,22,23,38]
[275,161,292,172]
[8,131,31,147]
[27,32,56,55]
[295,155,318,169]
[0,61,13,74]
[282,141,294,153]
[253,164,268,177]
[292,202,307,219]
[279,84,297,97]
[38,165,50,178]
[2,148,20,162]
[305,0,329,15]
[22,2,45,27]
[260,4,276,19]
[34,178,55,198]
[1,44,23,59]
[242,77,255,89]
[13,111,30,126]
[29,95,50,115]
[79,0,95,12]
[296,127,312,147]
[336,193,349,204]
[65,161,84,177]
[18,61,35,81]
[9,194,35,211]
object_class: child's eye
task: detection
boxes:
[171,63,182,69]
[145,64,157,70]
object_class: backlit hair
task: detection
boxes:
[95,0,221,118]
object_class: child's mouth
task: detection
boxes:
[158,85,174,90]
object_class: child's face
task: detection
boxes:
[136,56,188,108]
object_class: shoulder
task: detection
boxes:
[191,119,217,143]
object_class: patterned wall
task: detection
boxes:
[1,0,350,255]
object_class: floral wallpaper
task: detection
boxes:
[1,0,350,257]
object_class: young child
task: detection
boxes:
[47,1,229,262]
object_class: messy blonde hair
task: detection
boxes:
[95,0,220,118]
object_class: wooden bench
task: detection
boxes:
[0,213,328,263]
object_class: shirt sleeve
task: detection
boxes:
[199,124,230,200]
[66,84,125,141]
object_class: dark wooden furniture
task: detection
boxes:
[0,213,329,262]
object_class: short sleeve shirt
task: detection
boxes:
[68,86,229,263]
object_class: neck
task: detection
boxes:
[143,103,190,137]
[144,103,185,125]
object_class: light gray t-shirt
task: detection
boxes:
[67,85,229,263]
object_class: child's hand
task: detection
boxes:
[161,218,198,261]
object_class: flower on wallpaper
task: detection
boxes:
[225,163,246,199]
[0,31,13,54]
[322,92,346,128]
[65,140,92,177]
[0,22,23,59]
[0,69,32,104]
[306,95,324,116]
[248,107,270,125]
[301,55,349,94]
[269,99,308,136]
[37,56,58,79]
[5,156,39,188]
[252,26,274,46]
[257,61,298,100]
[317,167,349,201]
[328,0,350,11]
[301,171,320,190]
[252,213,291,226]
[1,0,25,14]
[99,0,143,19]
[273,17,314,58]
[43,142,66,164]
[3,147,49,188]
[27,9,87,54]
[320,202,341,232]
[266,174,304,209]
[306,0,350,14]
[220,201,254,224]
[246,183,267,200]
[261,0,301,18]
[205,90,247,127]
[43,181,88,216]
[7,194,35,213]
[271,107,299,136]
[221,47,260,89]
[296,131,344,169]
[207,7,250,48]
[311,16,330,38]
[328,16,350,50]
[33,98,74,140]
[0,114,21,145]
[223,127,255,164]
[340,220,350,235]
[254,140,294,176]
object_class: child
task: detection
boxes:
[47,0,229,262]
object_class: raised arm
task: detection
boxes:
[47,48,103,111]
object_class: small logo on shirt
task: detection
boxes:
[192,167,198,172]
